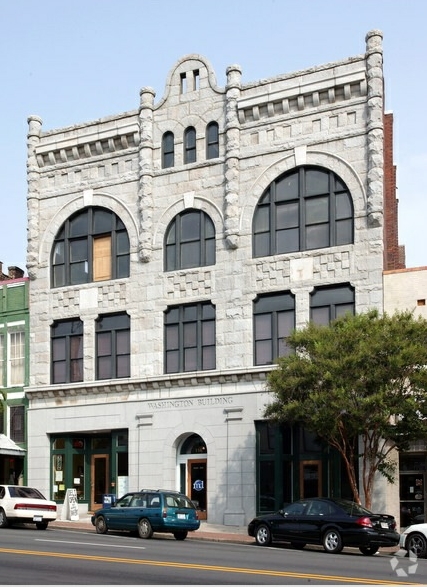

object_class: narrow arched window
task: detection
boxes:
[206,122,219,159]
[253,166,354,257]
[51,207,130,287]
[184,127,196,164]
[162,131,174,168]
[165,210,215,271]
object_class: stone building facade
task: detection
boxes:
[25,30,401,524]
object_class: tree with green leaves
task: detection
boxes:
[265,309,427,509]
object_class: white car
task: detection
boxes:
[0,485,57,530]
[399,523,427,558]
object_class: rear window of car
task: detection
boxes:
[333,499,372,516]
[9,487,45,499]
[165,494,195,509]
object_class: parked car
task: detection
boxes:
[399,522,427,558]
[0,484,57,529]
[248,497,400,555]
[91,489,200,540]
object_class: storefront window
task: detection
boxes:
[52,453,66,501]
[72,454,85,501]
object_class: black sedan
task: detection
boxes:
[248,497,400,555]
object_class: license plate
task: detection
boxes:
[33,515,43,522]
[381,522,389,529]
[177,513,186,520]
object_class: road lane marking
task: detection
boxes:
[0,547,419,585]
[36,539,145,550]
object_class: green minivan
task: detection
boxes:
[91,489,200,540]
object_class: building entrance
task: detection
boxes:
[178,434,207,520]
[91,454,109,510]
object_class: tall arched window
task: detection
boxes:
[253,166,354,257]
[51,207,130,287]
[165,210,215,271]
[206,122,219,159]
[162,131,175,169]
[184,126,196,164]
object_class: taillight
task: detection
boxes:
[14,503,57,512]
[196,511,199,520]
[356,516,373,528]
[162,507,167,518]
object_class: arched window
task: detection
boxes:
[184,126,196,164]
[162,131,174,169]
[253,166,354,257]
[165,210,215,271]
[180,434,207,454]
[206,122,219,159]
[51,207,130,287]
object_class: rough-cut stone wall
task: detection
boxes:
[25,31,393,524]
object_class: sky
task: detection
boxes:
[1,0,426,273]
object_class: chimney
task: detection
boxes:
[8,266,25,279]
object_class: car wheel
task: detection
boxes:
[138,518,153,539]
[406,532,427,558]
[36,522,48,530]
[95,515,108,534]
[359,545,379,556]
[322,529,343,554]
[0,509,8,528]
[255,523,272,546]
[291,542,306,550]
[174,531,188,540]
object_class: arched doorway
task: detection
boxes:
[178,434,207,520]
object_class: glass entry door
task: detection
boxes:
[188,459,207,520]
[91,454,109,511]
[300,460,322,498]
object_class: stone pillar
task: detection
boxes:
[27,115,42,280]
[365,30,384,227]
[224,65,242,250]
[138,87,156,262]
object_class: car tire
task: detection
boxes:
[95,515,108,534]
[174,531,188,540]
[406,532,427,558]
[291,542,306,550]
[255,523,272,546]
[322,528,343,554]
[36,522,48,530]
[359,545,379,556]
[0,509,9,528]
[138,518,153,539]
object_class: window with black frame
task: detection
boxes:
[164,302,215,373]
[51,318,83,384]
[206,122,219,159]
[184,127,196,164]
[165,210,215,271]
[96,313,130,380]
[253,166,354,258]
[162,131,174,169]
[253,291,295,365]
[51,207,129,287]
[310,283,355,325]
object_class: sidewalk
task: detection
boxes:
[50,514,254,544]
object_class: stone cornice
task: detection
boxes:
[25,367,272,400]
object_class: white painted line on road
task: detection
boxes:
[35,539,146,550]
